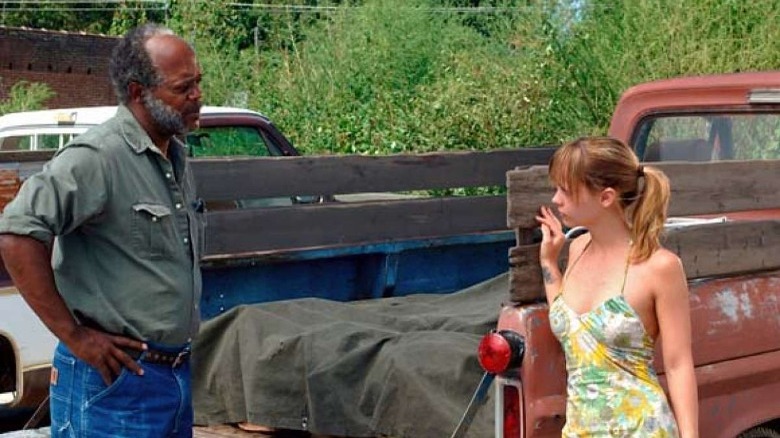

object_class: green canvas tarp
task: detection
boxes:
[191,273,509,437]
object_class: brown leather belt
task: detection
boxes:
[126,347,190,368]
[144,348,190,367]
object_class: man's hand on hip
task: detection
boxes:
[67,326,147,385]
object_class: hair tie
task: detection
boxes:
[637,165,645,178]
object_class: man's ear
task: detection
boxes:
[600,187,618,208]
[128,81,145,103]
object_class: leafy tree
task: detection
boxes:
[109,1,160,36]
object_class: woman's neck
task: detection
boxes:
[584,212,632,252]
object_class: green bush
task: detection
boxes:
[0,80,55,116]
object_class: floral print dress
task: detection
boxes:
[549,245,680,437]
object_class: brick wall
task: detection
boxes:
[0,169,21,213]
[0,26,118,108]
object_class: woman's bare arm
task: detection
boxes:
[536,206,565,305]
[654,249,699,438]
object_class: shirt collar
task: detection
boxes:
[117,105,188,159]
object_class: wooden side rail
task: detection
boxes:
[204,195,508,257]
[199,148,555,257]
[193,148,554,200]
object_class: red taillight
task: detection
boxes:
[478,332,511,373]
[503,384,521,438]
[477,329,525,374]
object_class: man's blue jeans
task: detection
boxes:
[49,342,193,438]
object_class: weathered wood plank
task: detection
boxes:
[193,425,337,438]
[193,148,554,201]
[505,166,551,229]
[204,195,507,256]
[507,160,780,228]
[508,220,780,303]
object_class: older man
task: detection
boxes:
[0,23,205,437]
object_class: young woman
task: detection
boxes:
[536,136,698,437]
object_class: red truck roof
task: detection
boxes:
[608,71,780,142]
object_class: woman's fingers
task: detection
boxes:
[544,207,562,228]
[539,222,551,241]
[537,206,562,239]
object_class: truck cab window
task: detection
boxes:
[187,126,271,158]
[635,113,780,162]
[0,136,26,151]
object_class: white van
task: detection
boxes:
[0,105,301,156]
[0,106,114,151]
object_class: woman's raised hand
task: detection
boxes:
[536,205,565,265]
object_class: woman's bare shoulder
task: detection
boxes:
[647,247,684,272]
[643,247,688,295]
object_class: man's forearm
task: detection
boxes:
[0,234,79,344]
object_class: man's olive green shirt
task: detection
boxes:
[0,105,204,345]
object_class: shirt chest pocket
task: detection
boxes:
[131,202,176,260]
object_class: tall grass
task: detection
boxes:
[214,0,780,154]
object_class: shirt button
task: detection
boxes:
[152,217,158,222]
[166,172,172,179]
[183,237,189,244]
[175,203,182,209]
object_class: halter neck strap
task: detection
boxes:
[558,239,632,297]
[619,241,632,296]
[558,239,591,297]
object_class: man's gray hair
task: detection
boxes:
[109,23,175,104]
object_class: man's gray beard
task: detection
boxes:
[142,91,187,136]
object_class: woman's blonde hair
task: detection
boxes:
[548,136,670,262]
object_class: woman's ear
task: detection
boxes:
[600,187,618,208]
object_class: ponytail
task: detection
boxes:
[630,166,670,262]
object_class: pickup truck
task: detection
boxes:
[479,71,780,438]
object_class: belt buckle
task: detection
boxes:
[172,350,189,368]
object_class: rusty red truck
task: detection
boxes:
[479,71,780,438]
